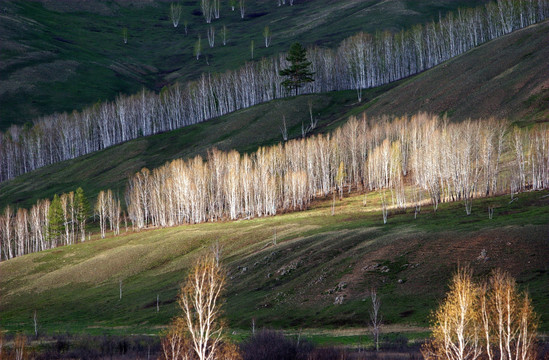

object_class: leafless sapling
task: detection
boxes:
[207,25,215,48]
[380,192,388,224]
[370,289,382,352]
[33,310,38,338]
[280,115,288,141]
[222,24,227,45]
[263,26,271,47]
[170,3,182,27]
[239,0,245,19]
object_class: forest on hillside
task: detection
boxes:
[0,0,547,183]
[2,112,548,261]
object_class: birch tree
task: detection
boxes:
[221,24,228,45]
[194,36,202,60]
[213,0,220,19]
[207,26,215,48]
[1,207,13,260]
[201,0,213,23]
[370,288,382,351]
[481,269,538,360]
[424,267,539,360]
[422,266,482,360]
[176,252,228,360]
[1,0,548,185]
[170,3,182,27]
[95,191,108,239]
[239,0,245,19]
[263,26,272,48]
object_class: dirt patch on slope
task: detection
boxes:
[0,60,79,96]
[342,225,549,300]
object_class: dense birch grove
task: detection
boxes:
[95,190,122,239]
[0,0,547,183]
[124,113,549,229]
[1,113,548,259]
[0,188,89,261]
[423,267,538,360]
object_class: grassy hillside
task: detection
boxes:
[1,188,548,340]
[0,0,490,128]
[1,19,548,345]
[360,20,549,123]
[1,20,548,210]
[0,86,396,209]
[1,0,548,350]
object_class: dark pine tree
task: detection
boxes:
[280,42,314,96]
[48,194,64,245]
[75,187,90,241]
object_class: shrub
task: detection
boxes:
[241,329,313,360]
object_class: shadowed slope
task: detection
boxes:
[0,90,379,209]
[1,22,548,210]
[0,0,488,128]
[361,21,549,123]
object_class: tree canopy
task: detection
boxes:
[48,194,64,244]
[280,42,314,96]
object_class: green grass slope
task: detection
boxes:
[1,1,548,346]
[360,20,549,123]
[1,20,547,210]
[0,86,397,209]
[1,189,548,340]
[0,0,489,129]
